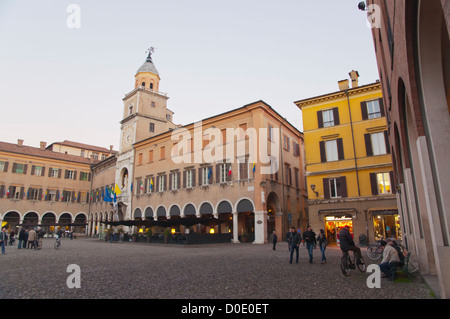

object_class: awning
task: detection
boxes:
[368,208,398,216]
[101,216,230,228]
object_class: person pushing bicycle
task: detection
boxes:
[339,225,363,265]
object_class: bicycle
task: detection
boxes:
[34,238,42,250]
[341,250,366,276]
[367,238,406,261]
[367,240,384,260]
[54,236,61,250]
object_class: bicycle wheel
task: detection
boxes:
[357,257,366,272]
[341,256,351,276]
[367,245,382,260]
[54,240,60,250]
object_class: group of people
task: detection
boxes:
[270,225,328,264]
[0,227,48,254]
[271,224,405,280]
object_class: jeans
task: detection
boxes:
[1,242,5,254]
[320,245,327,261]
[18,240,23,249]
[289,245,299,263]
[379,262,393,278]
[306,242,314,262]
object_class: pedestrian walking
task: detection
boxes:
[287,227,301,264]
[270,231,278,251]
[317,229,328,264]
[303,225,317,263]
[285,230,291,251]
[0,227,8,255]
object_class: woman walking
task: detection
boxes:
[317,229,328,264]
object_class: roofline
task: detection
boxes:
[293,81,381,108]
[134,100,302,148]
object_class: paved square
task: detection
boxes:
[0,238,432,299]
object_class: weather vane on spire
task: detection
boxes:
[146,46,155,62]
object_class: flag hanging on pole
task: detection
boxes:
[104,187,112,202]
[114,183,122,195]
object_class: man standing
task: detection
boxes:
[303,225,317,263]
[270,231,278,251]
[27,228,36,249]
[0,227,7,255]
[287,227,301,264]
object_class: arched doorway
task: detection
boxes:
[217,201,233,234]
[199,202,214,234]
[2,211,20,232]
[23,212,39,227]
[41,212,57,235]
[74,213,87,235]
[236,199,255,243]
[266,192,280,240]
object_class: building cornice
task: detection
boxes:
[294,82,381,109]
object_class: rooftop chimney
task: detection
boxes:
[338,79,350,91]
[17,139,24,146]
[40,141,47,150]
[349,70,360,88]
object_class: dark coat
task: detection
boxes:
[338,228,354,251]
[287,231,301,246]
[18,229,26,241]
[303,230,317,244]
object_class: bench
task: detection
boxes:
[389,252,414,280]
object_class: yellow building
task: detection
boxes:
[294,71,398,245]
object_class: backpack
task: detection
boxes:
[393,243,405,267]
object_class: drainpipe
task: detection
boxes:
[279,118,286,228]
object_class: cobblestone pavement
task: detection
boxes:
[0,238,433,299]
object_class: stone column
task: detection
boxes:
[232,212,239,243]
[254,210,267,244]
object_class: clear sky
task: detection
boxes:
[0,0,378,151]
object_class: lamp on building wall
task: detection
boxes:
[358,2,367,11]
[310,184,319,197]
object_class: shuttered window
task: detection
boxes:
[323,176,347,199]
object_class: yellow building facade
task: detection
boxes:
[295,72,398,245]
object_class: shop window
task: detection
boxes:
[373,214,401,240]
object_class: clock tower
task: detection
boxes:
[116,48,176,221]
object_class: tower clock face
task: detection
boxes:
[121,126,134,149]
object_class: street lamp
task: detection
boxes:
[358,1,367,11]
[310,184,319,197]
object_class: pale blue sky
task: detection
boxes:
[0,0,378,151]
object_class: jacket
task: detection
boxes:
[28,230,36,241]
[381,244,400,264]
[303,230,317,244]
[288,231,301,246]
[338,228,354,251]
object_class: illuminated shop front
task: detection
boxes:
[324,215,353,246]
[370,209,401,241]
